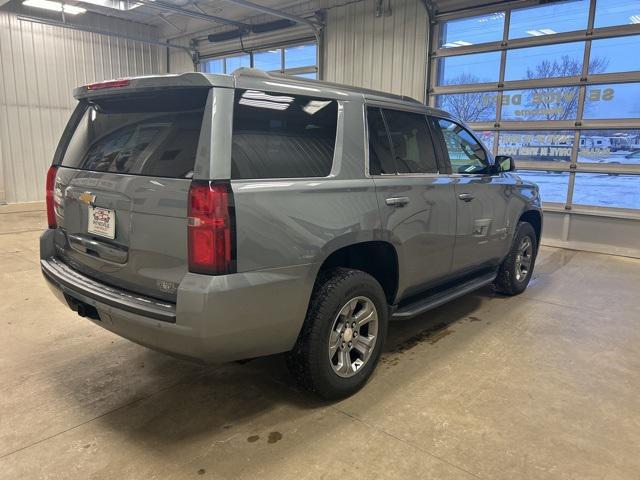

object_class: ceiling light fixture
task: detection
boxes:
[73,0,140,11]
[23,0,86,14]
[303,100,330,115]
[526,28,557,36]
[442,40,473,48]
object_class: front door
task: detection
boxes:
[430,117,509,273]
[367,106,456,301]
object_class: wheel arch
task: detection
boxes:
[315,240,399,305]
[518,209,542,247]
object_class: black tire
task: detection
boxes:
[494,221,538,296]
[286,268,388,400]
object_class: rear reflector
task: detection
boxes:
[45,165,58,229]
[86,79,130,91]
[187,181,235,275]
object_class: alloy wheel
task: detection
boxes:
[328,296,379,378]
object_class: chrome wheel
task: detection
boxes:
[328,296,379,378]
[515,236,533,282]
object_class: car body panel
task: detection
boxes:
[371,175,457,300]
[41,69,542,363]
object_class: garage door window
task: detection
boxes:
[435,119,488,174]
[201,42,317,79]
[430,0,640,212]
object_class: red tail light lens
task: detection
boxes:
[187,181,235,275]
[86,79,130,90]
[46,165,58,229]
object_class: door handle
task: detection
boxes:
[458,193,475,202]
[385,196,410,207]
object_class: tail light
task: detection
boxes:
[187,181,235,275]
[86,79,130,90]
[46,165,58,229]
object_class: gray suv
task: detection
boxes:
[41,69,542,399]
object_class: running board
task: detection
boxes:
[391,272,497,321]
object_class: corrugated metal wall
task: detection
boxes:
[323,0,429,102]
[165,37,195,74]
[0,11,161,203]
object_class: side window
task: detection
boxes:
[382,109,438,174]
[367,107,439,175]
[367,108,395,175]
[435,119,489,174]
[231,90,337,179]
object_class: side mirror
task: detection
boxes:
[495,155,515,172]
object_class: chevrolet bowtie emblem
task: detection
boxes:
[79,192,96,205]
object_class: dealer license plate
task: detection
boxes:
[88,207,115,239]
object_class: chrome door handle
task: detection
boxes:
[458,193,474,202]
[385,196,410,207]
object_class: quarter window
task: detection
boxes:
[434,119,489,174]
[231,90,337,179]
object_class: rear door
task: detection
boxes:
[51,88,210,301]
[430,117,510,273]
[368,106,456,301]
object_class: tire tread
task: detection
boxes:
[494,221,538,296]
[286,268,387,399]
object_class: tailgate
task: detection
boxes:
[51,87,210,302]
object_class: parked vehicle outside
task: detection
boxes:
[41,69,542,399]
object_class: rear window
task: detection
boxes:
[231,89,338,179]
[61,89,208,178]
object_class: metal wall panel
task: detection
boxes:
[165,37,195,74]
[323,0,429,102]
[0,11,161,203]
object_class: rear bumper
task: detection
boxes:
[41,257,176,322]
[40,230,316,363]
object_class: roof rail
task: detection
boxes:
[231,68,422,105]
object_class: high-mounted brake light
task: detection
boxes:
[86,79,130,91]
[45,165,58,229]
[187,181,235,275]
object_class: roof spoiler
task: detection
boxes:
[73,72,232,100]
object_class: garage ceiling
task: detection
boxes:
[1,0,548,44]
[3,0,538,35]
[2,0,323,35]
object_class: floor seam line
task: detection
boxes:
[520,295,609,314]
[332,406,485,480]
[0,229,45,236]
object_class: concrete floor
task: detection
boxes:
[1,203,640,480]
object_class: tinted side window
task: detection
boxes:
[435,119,489,174]
[231,90,337,179]
[382,109,438,174]
[367,108,395,175]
